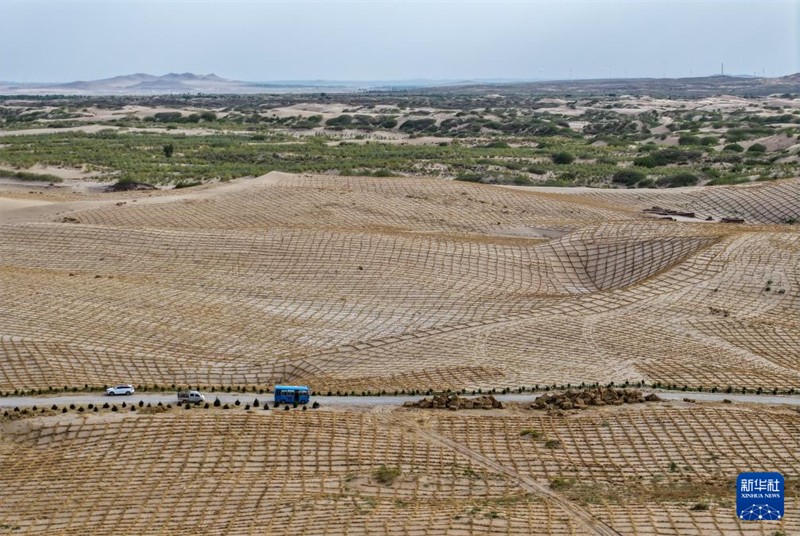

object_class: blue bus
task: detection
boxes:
[274,385,311,405]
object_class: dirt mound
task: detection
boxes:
[403,394,504,410]
[530,388,660,411]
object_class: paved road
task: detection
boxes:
[1,390,798,409]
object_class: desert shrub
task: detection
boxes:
[373,465,401,485]
[455,172,482,182]
[707,175,749,186]
[325,115,353,128]
[550,477,575,490]
[519,429,543,439]
[379,117,398,129]
[544,439,562,449]
[0,169,63,183]
[716,153,742,164]
[612,169,645,186]
[656,172,699,188]
[152,112,182,122]
[483,140,510,149]
[723,143,744,152]
[551,152,575,165]
[747,143,767,153]
[634,148,702,168]
[633,155,657,168]
[698,136,718,146]
[399,118,436,133]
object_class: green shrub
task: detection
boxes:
[550,477,575,490]
[373,465,401,485]
[551,152,574,165]
[634,148,702,167]
[698,136,719,146]
[455,173,482,182]
[483,140,510,149]
[0,169,63,183]
[747,143,767,153]
[716,153,742,164]
[612,169,645,186]
[669,461,679,472]
[723,143,744,152]
[380,117,398,129]
[399,118,436,133]
[153,112,182,122]
[633,155,657,168]
[707,175,749,186]
[656,172,699,188]
[325,115,353,128]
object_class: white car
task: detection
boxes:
[106,384,135,396]
[177,390,205,404]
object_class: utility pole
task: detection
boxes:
[721,62,724,76]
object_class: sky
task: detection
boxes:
[1,0,798,82]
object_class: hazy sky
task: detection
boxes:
[1,0,798,82]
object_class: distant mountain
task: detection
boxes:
[1,72,798,97]
[0,73,260,95]
[422,73,800,97]
[0,73,501,95]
